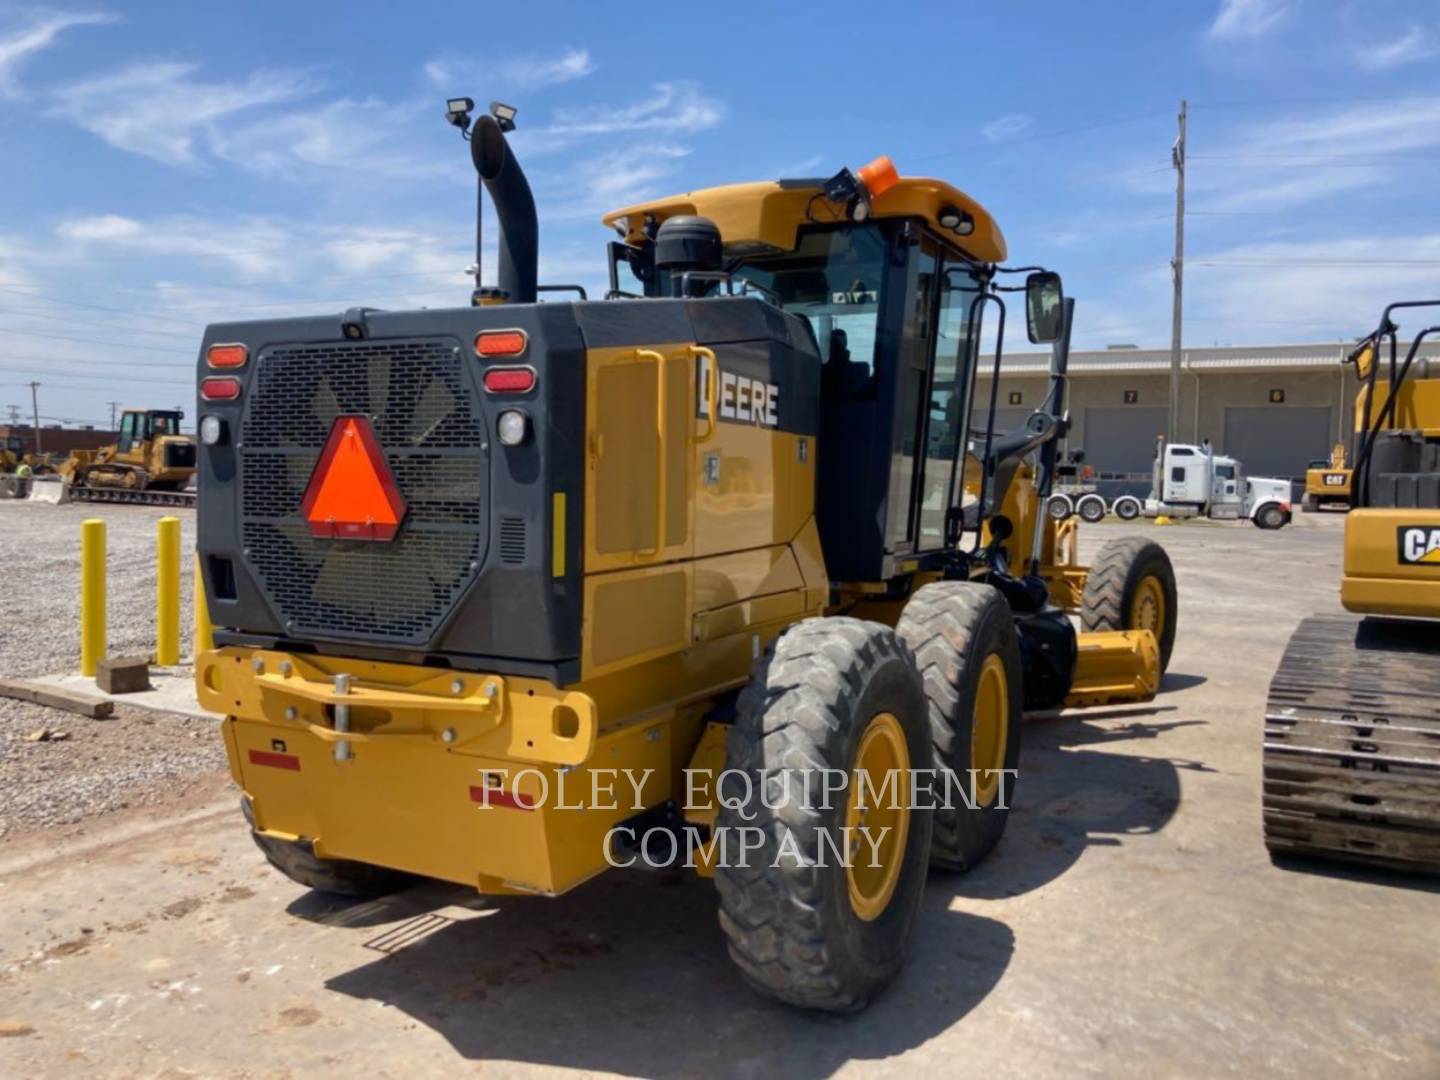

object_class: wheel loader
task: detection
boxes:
[194,101,1179,1010]
[1263,305,1440,874]
[58,408,197,506]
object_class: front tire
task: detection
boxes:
[896,583,1024,873]
[1112,495,1142,521]
[1080,536,1179,672]
[715,618,933,1012]
[1254,503,1288,530]
[1047,494,1073,522]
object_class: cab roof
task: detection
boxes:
[602,173,1007,264]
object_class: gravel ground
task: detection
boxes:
[0,500,225,838]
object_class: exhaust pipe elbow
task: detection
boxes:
[471,114,538,304]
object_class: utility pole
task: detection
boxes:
[1168,100,1187,444]
[108,400,120,432]
[28,381,41,455]
[5,404,18,425]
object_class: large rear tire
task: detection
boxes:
[242,799,413,900]
[715,618,933,1012]
[896,582,1024,873]
[1080,536,1179,673]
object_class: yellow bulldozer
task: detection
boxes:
[1301,441,1353,512]
[58,408,197,506]
[194,101,1179,1010]
[1264,303,1440,873]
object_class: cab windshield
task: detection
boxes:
[731,226,886,399]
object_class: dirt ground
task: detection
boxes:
[0,511,1436,1078]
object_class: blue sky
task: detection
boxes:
[2,0,1440,427]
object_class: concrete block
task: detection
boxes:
[96,656,151,695]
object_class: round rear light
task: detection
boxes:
[497,410,529,446]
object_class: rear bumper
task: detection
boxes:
[202,646,671,895]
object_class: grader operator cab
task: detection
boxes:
[1264,303,1440,874]
[195,101,1179,1010]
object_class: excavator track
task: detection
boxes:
[70,486,195,508]
[1263,614,1440,874]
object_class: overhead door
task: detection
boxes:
[1223,407,1332,481]
[1081,406,1168,476]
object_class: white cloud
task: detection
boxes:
[1186,233,1440,340]
[1207,0,1291,40]
[49,61,316,165]
[0,9,112,96]
[545,82,723,139]
[210,96,453,182]
[424,47,595,93]
[981,114,1031,142]
[1356,25,1440,70]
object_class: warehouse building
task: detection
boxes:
[973,341,1440,493]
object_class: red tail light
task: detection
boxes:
[483,366,536,393]
[206,343,248,368]
[475,330,528,358]
[200,377,241,401]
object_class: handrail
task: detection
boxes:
[690,345,719,442]
[635,349,668,556]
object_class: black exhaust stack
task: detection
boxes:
[471,113,538,304]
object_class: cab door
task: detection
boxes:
[116,411,139,455]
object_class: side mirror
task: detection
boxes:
[1025,271,1065,344]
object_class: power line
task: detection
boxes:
[1191,93,1440,109]
[908,109,1172,164]
[0,326,192,355]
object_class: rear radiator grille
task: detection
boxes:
[238,337,487,646]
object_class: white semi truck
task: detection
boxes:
[1132,439,1292,529]
[1047,439,1293,528]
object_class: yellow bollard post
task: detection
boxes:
[80,518,106,677]
[156,516,181,667]
[193,554,214,658]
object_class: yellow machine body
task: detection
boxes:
[1304,442,1353,506]
[210,171,1159,898]
[210,338,1155,894]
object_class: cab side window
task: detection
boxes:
[118,413,138,453]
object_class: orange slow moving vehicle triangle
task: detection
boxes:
[301,416,407,540]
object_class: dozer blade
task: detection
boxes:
[1263,614,1440,875]
[1064,629,1161,709]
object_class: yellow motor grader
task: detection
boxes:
[58,408,196,506]
[194,101,1178,1010]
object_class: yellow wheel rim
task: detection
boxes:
[1130,575,1165,636]
[970,654,1009,806]
[845,712,911,922]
